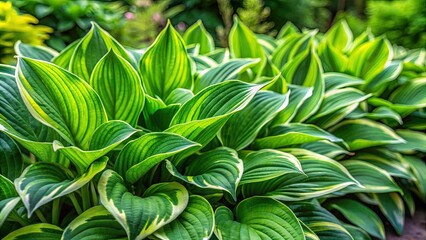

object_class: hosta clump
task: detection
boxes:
[0,18,425,239]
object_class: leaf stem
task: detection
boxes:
[69,193,83,215]
[81,184,91,211]
[35,209,48,223]
[52,199,60,225]
[90,182,98,206]
[9,211,29,226]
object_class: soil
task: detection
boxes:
[387,205,426,240]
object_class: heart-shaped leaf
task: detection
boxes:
[183,20,214,54]
[3,223,63,240]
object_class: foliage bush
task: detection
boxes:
[0,16,425,240]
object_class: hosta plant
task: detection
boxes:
[0,17,425,240]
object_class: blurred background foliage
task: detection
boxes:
[1,0,425,64]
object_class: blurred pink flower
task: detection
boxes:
[124,12,135,20]
[152,12,163,23]
[177,22,187,31]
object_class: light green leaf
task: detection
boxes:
[272,85,312,125]
[183,20,215,54]
[3,223,63,240]
[324,73,364,91]
[61,205,127,240]
[362,61,402,94]
[0,175,17,199]
[98,170,189,240]
[330,119,404,151]
[15,158,107,217]
[240,149,303,185]
[277,22,299,39]
[142,95,179,131]
[194,58,260,93]
[373,193,405,235]
[404,155,426,200]
[90,50,145,127]
[154,195,214,240]
[348,38,392,82]
[69,22,134,81]
[272,32,314,70]
[253,123,342,149]
[229,17,265,73]
[283,49,324,122]
[318,42,348,72]
[0,133,23,180]
[388,78,426,110]
[53,121,139,173]
[321,20,353,52]
[300,220,320,240]
[0,197,20,228]
[166,147,243,200]
[191,55,217,71]
[139,21,193,99]
[15,41,58,62]
[289,201,353,240]
[220,90,289,150]
[386,129,426,153]
[114,132,200,184]
[16,57,108,150]
[164,88,194,105]
[328,199,385,239]
[214,197,304,240]
[52,40,79,69]
[301,141,350,159]
[347,106,403,125]
[242,149,359,201]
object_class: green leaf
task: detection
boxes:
[347,106,403,125]
[321,20,353,52]
[114,132,200,184]
[183,20,215,54]
[142,95,179,131]
[220,90,289,150]
[253,123,342,149]
[69,22,134,81]
[277,22,299,39]
[283,49,324,122]
[15,158,107,216]
[324,73,364,91]
[330,119,404,151]
[0,64,15,75]
[62,205,127,240]
[272,32,314,70]
[309,88,370,120]
[0,197,20,228]
[0,175,17,199]
[348,38,392,82]
[194,58,260,93]
[289,201,353,240]
[154,195,214,239]
[386,129,426,153]
[301,141,350,159]
[139,21,193,99]
[272,85,313,125]
[0,133,23,180]
[16,57,108,150]
[15,41,58,62]
[343,225,371,240]
[339,160,400,194]
[388,78,426,110]
[373,193,405,235]
[242,149,359,201]
[214,197,304,240]
[98,170,189,240]
[240,149,303,185]
[164,88,194,105]
[300,220,320,240]
[362,61,402,94]
[318,42,348,72]
[53,121,139,173]
[404,155,426,200]
[229,17,265,74]
[329,199,385,239]
[90,50,145,127]
[3,223,63,240]
[166,147,243,200]
[52,40,79,69]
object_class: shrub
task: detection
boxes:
[0,17,425,239]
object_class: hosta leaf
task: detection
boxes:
[205,48,229,63]
[15,158,107,216]
[277,22,299,39]
[324,73,364,91]
[191,55,217,71]
[62,205,127,240]
[220,90,289,150]
[16,57,108,150]
[90,50,145,127]
[343,225,371,240]
[98,170,189,240]
[386,129,426,153]
[373,193,405,235]
[0,64,15,75]
[272,32,314,70]
[53,121,139,173]
[289,201,353,240]
[154,195,214,240]
[52,40,79,69]
[318,42,348,72]
[321,20,353,52]
[142,95,179,131]
[272,85,312,125]
[283,49,324,122]
[0,133,23,180]
[70,23,134,81]
[114,132,200,184]
[166,147,243,200]
[300,220,320,240]
[347,106,403,125]
[194,58,260,93]
[388,78,426,110]
[330,119,404,151]
[15,41,58,61]
[253,123,342,149]
[3,223,63,240]
[301,141,350,159]
[139,21,193,99]
[309,88,370,119]
[339,160,400,194]
[0,175,16,199]
[0,197,20,228]
[214,197,304,240]
[362,61,402,94]
[242,149,359,201]
[165,88,194,105]
[328,199,385,239]
[404,155,426,200]
[348,37,392,82]
[183,20,215,54]
[229,17,265,73]
[240,149,303,185]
